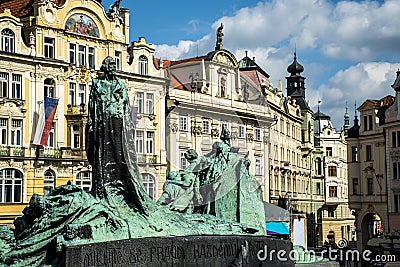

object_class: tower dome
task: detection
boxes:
[287,52,304,76]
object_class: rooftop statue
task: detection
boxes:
[0,57,266,266]
[215,23,224,50]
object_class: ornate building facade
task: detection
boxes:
[347,96,394,249]
[165,44,274,199]
[314,108,355,246]
[0,0,168,224]
[385,70,400,233]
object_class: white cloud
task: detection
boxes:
[316,62,399,128]
[154,0,400,128]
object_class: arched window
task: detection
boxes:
[44,79,55,97]
[141,173,155,200]
[1,29,15,53]
[76,171,92,192]
[43,169,55,195]
[138,55,148,76]
[0,168,22,203]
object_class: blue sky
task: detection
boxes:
[103,0,400,129]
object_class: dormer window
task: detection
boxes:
[1,29,15,53]
[138,55,148,75]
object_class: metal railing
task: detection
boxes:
[137,154,158,164]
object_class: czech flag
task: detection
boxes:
[33,97,58,146]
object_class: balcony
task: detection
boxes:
[66,104,86,115]
[0,146,26,157]
[137,154,158,164]
[43,147,62,159]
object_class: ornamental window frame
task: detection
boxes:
[1,29,15,53]
[138,55,148,75]
[0,168,23,203]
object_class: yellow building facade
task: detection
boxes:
[0,0,168,225]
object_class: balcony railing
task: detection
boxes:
[0,146,26,157]
[43,147,62,159]
[137,154,158,164]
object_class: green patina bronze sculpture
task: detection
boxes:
[0,57,266,266]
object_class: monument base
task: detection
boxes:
[65,235,294,267]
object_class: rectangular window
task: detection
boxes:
[115,51,122,71]
[146,131,154,154]
[179,116,188,131]
[239,125,245,138]
[88,47,95,69]
[47,123,55,147]
[286,122,290,137]
[393,132,397,147]
[328,166,337,177]
[394,162,398,180]
[0,118,7,145]
[352,178,359,195]
[328,207,335,218]
[69,43,76,65]
[10,119,22,146]
[136,92,144,113]
[316,182,321,195]
[72,125,80,148]
[395,195,400,213]
[351,146,358,162]
[367,178,374,195]
[78,84,86,104]
[221,122,228,132]
[255,159,262,175]
[68,83,76,105]
[292,125,295,139]
[326,147,333,157]
[180,152,187,170]
[363,116,368,131]
[366,145,372,161]
[44,37,55,58]
[10,74,21,99]
[0,72,8,97]
[135,131,144,154]
[202,120,210,134]
[329,186,338,198]
[369,115,373,130]
[145,93,154,114]
[78,45,86,66]
[255,128,261,141]
[397,133,400,150]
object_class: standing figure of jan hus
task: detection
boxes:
[86,56,151,213]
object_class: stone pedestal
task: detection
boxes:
[65,235,294,267]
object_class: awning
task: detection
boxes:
[264,201,290,222]
[266,222,290,235]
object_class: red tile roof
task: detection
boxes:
[0,0,66,18]
[170,73,190,91]
[153,58,171,70]
[360,95,395,109]
[240,69,271,93]
[171,56,205,67]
